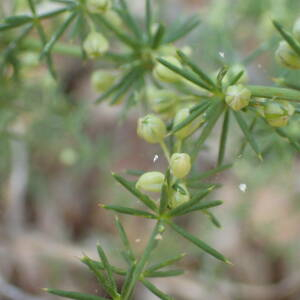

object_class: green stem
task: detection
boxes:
[160,141,171,162]
[122,221,163,300]
[174,139,182,153]
[21,38,82,57]
[247,85,300,102]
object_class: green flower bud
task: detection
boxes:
[153,56,182,83]
[91,70,116,92]
[137,114,167,143]
[86,0,111,13]
[225,84,251,111]
[136,171,165,193]
[60,148,78,166]
[104,10,122,27]
[275,41,300,69]
[170,183,190,208]
[173,107,202,139]
[279,100,295,116]
[147,88,178,114]
[173,107,205,139]
[293,17,300,42]
[170,153,191,178]
[264,101,294,127]
[83,32,109,59]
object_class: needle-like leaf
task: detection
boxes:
[96,244,118,296]
[101,204,157,219]
[156,58,212,91]
[170,101,210,134]
[115,216,136,263]
[45,288,108,300]
[141,279,172,300]
[233,111,262,159]
[163,15,200,43]
[191,101,225,161]
[41,11,76,58]
[177,50,216,88]
[273,20,300,57]
[168,221,230,263]
[217,109,230,166]
[112,173,158,212]
[188,164,232,182]
[145,253,186,273]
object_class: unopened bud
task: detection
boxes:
[275,41,300,69]
[264,101,294,127]
[104,10,122,27]
[170,153,191,178]
[173,107,205,139]
[225,84,251,111]
[137,114,166,143]
[91,70,116,92]
[147,88,177,114]
[136,171,165,193]
[83,32,109,59]
[86,0,111,13]
[153,56,182,83]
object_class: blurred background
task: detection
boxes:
[1,0,300,299]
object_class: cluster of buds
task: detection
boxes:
[275,18,300,69]
[136,112,193,208]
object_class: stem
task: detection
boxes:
[21,38,82,57]
[247,85,300,103]
[122,220,163,300]
[174,139,182,153]
[160,141,171,162]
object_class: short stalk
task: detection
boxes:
[174,139,182,153]
[160,141,171,162]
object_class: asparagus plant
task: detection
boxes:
[1,0,300,299]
